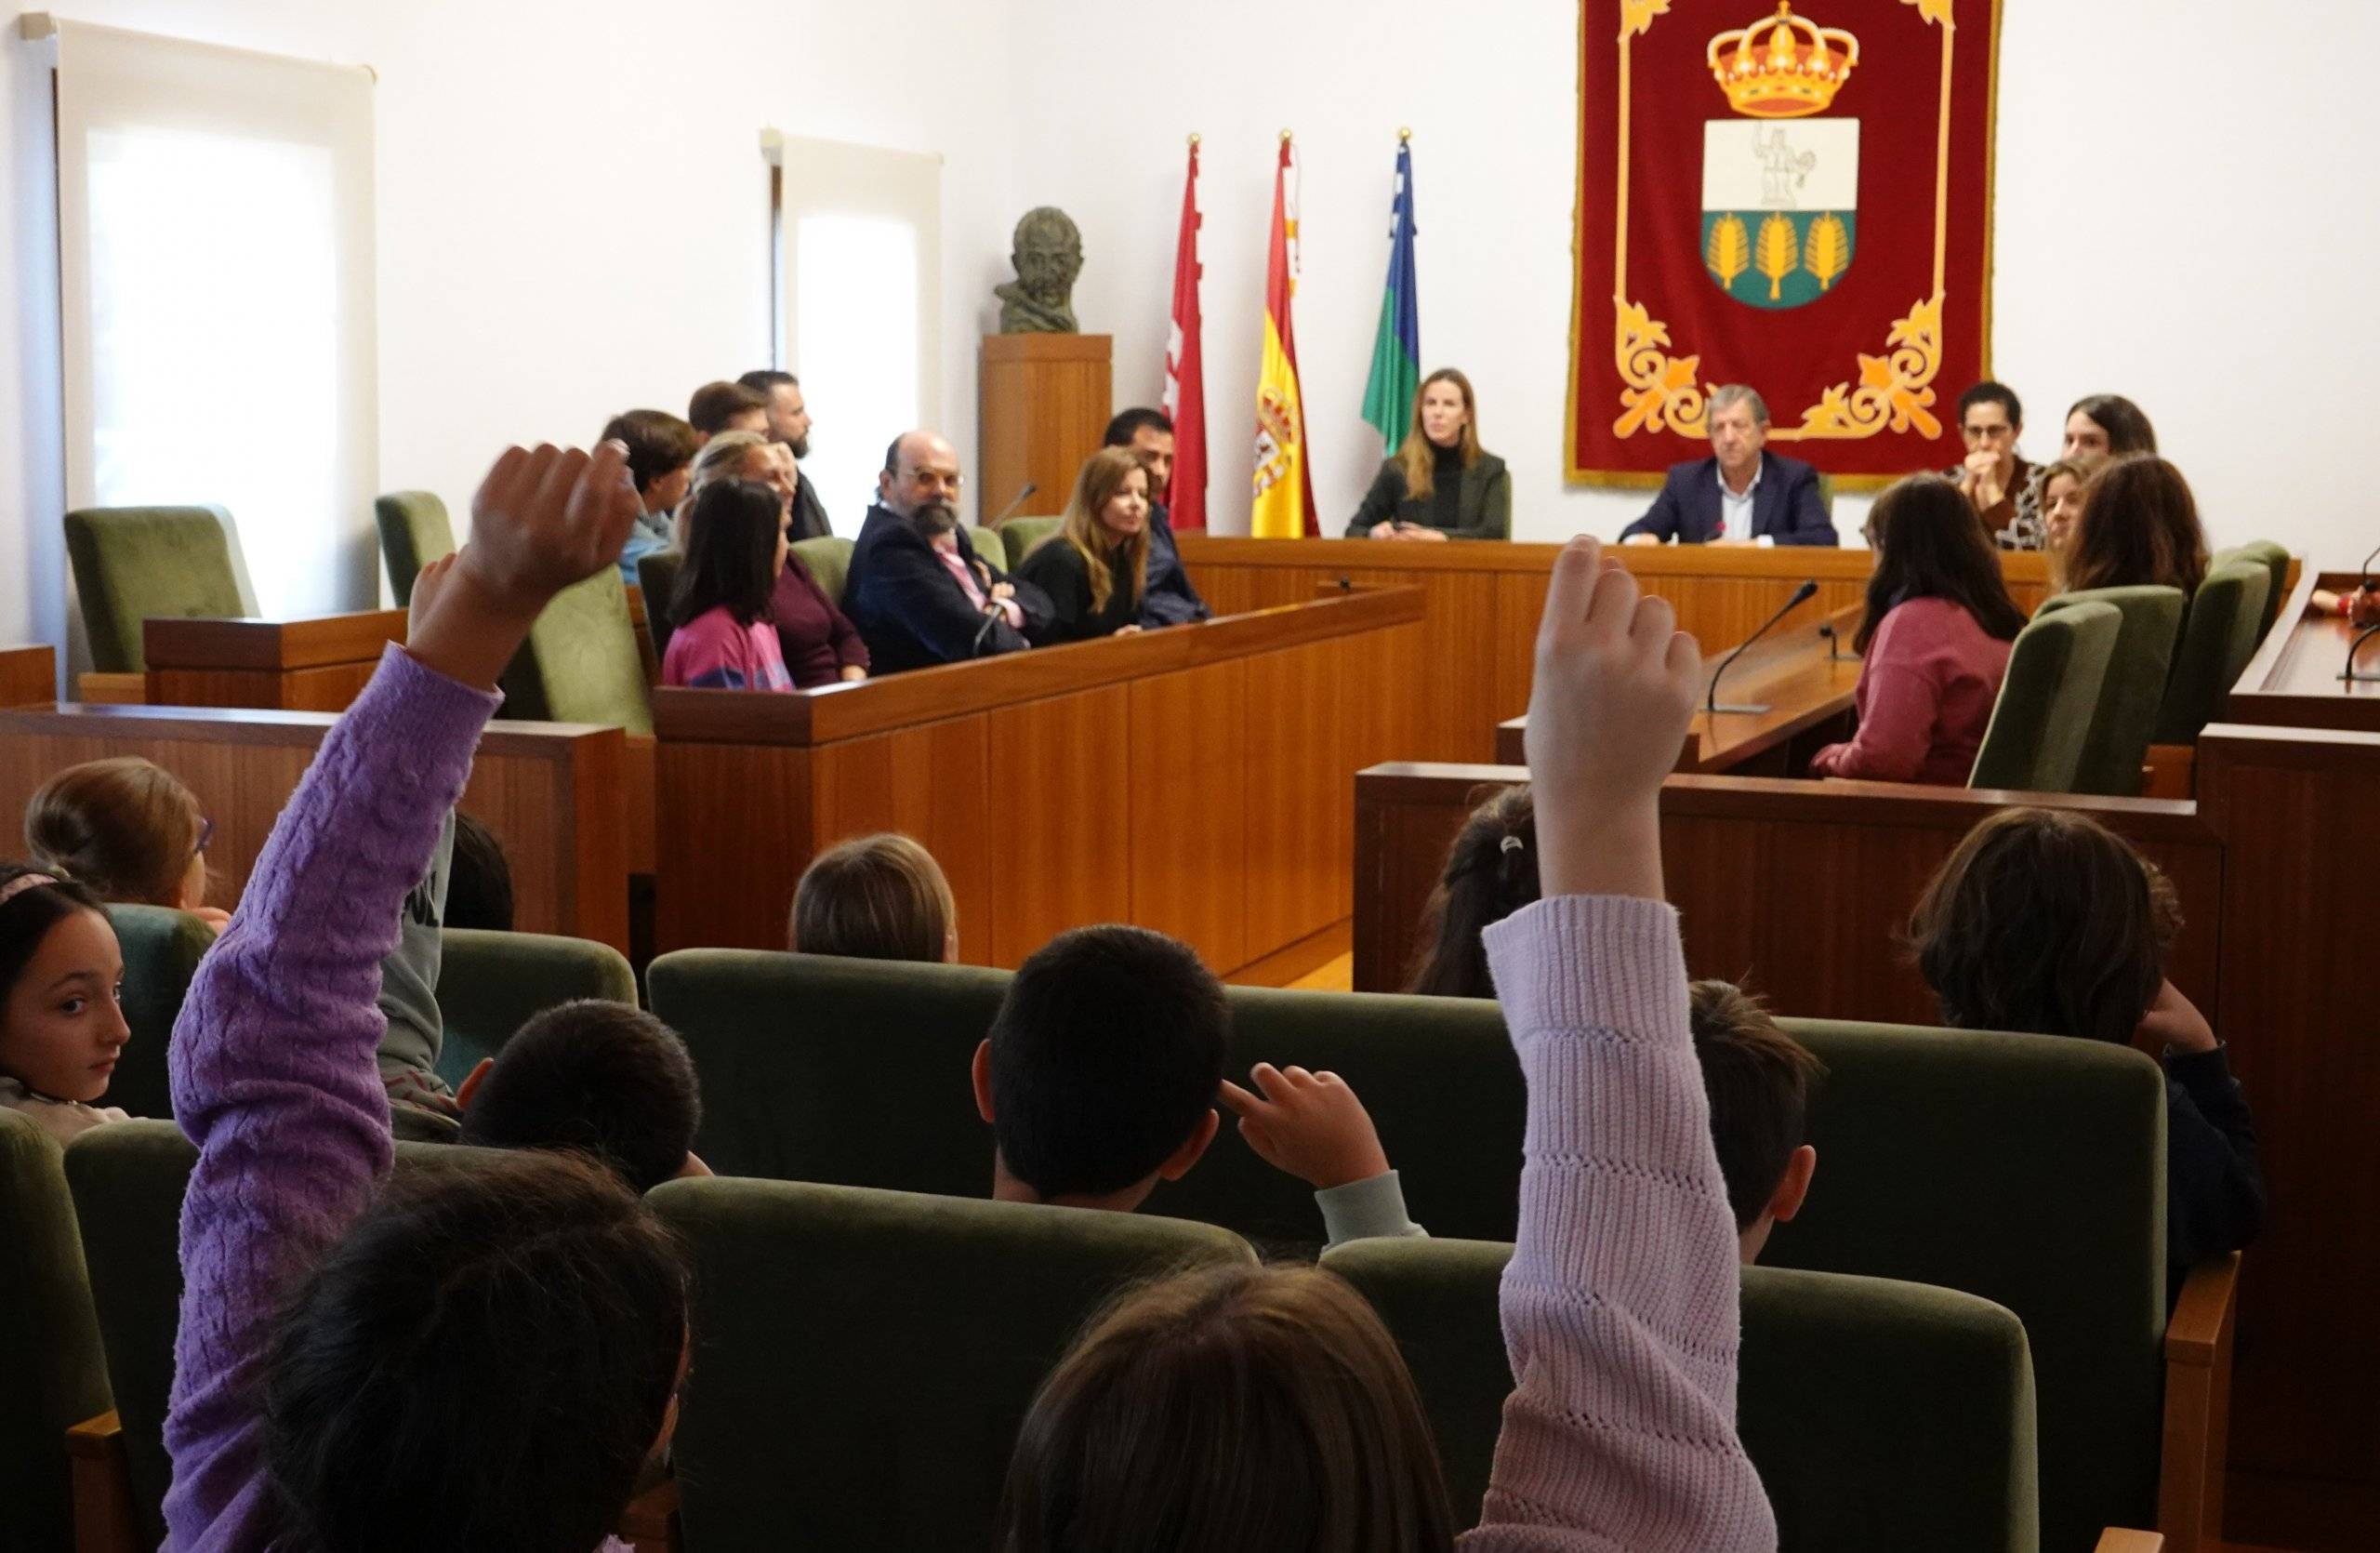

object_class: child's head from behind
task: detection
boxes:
[456,1001,703,1193]
[0,867,126,1105]
[790,832,958,963]
[973,925,1226,1210]
[266,1148,687,1553]
[444,811,515,932]
[1406,784,1538,999]
[1688,980,1822,1263]
[1907,807,2177,1046]
[997,1260,1455,1553]
[25,756,209,910]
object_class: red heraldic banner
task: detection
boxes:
[1567,0,2000,487]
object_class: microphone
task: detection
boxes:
[972,604,1004,657]
[1707,580,1818,716]
[986,482,1038,526]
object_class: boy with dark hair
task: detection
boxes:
[1688,979,1822,1263]
[456,1000,707,1193]
[443,810,514,932]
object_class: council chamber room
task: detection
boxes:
[0,2,2371,1551]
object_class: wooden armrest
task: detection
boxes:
[619,1474,681,1553]
[2165,1251,2241,1368]
[67,1410,140,1553]
[2096,1532,2163,1553]
[2158,1251,2241,1553]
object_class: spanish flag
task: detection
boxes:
[1250,135,1318,538]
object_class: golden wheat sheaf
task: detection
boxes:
[1706,214,1751,292]
[1804,214,1850,291]
[1754,214,1800,302]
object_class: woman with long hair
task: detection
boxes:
[1404,784,1538,999]
[1345,368,1511,541]
[674,431,867,684]
[664,479,796,691]
[2059,454,2209,597]
[1017,446,1154,642]
[1808,475,2027,784]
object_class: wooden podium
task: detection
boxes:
[979,333,1111,519]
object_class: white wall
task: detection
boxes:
[1018,0,2380,570]
[0,0,1024,664]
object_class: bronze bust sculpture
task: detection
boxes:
[996,206,1083,334]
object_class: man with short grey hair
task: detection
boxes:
[1620,384,1836,547]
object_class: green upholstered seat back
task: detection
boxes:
[2211,539,2290,643]
[1,1111,113,1553]
[961,523,1007,575]
[63,506,254,673]
[1968,599,2121,793]
[2154,562,2271,744]
[791,536,854,608]
[432,927,640,1092]
[64,1126,519,1545]
[648,1175,1255,1552]
[373,490,456,608]
[1322,1240,2040,1552]
[997,515,1064,566]
[2029,586,2184,793]
[635,549,684,664]
[516,566,653,734]
[103,904,218,1122]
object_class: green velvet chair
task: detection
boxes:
[373,490,456,609]
[648,1175,1255,1552]
[502,566,654,734]
[996,515,1064,566]
[2,1111,112,1553]
[635,549,683,664]
[2029,586,2184,794]
[2211,539,2291,644]
[102,904,218,1123]
[1323,1240,2041,1552]
[431,927,640,1092]
[2153,562,2271,745]
[962,524,1008,575]
[792,535,856,608]
[63,506,258,673]
[1968,599,2122,793]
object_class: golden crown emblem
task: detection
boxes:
[1707,3,1859,118]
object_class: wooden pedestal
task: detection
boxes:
[979,333,1111,520]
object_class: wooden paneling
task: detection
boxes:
[143,611,404,712]
[2223,571,2380,736]
[979,333,1112,519]
[1130,661,1248,970]
[812,718,994,961]
[986,687,1134,966]
[654,740,813,953]
[0,706,629,950]
[0,644,55,706]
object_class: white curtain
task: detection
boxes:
[48,18,377,618]
[767,131,941,535]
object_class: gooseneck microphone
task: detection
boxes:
[1706,579,1819,716]
[986,482,1038,526]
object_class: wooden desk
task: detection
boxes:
[0,704,631,952]
[1,645,55,707]
[654,589,1425,978]
[1178,535,2047,765]
[2222,569,2380,735]
[1493,603,1864,774]
[143,612,407,711]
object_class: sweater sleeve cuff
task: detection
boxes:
[386,640,508,726]
[1481,896,1690,1051]
[1316,1170,1427,1250]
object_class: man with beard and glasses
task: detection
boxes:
[846,431,1052,671]
[737,369,833,540]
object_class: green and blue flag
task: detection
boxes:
[1361,138,1421,453]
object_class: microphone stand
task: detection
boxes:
[1707,580,1819,716]
[1817,619,1856,662]
[2346,538,2380,680]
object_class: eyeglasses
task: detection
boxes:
[193,817,215,858]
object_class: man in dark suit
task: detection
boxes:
[1103,407,1210,627]
[846,431,1053,673]
[1620,385,1837,547]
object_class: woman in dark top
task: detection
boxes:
[678,431,867,685]
[1345,367,1511,541]
[1018,447,1152,643]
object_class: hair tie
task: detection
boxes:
[1499,835,1525,856]
[0,873,61,908]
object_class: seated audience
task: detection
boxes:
[687,378,771,443]
[674,428,788,550]
[1404,784,1539,1000]
[2034,455,2101,588]
[736,368,832,538]
[156,438,690,1552]
[1690,980,1822,1264]
[1908,807,2264,1278]
[1939,380,2038,549]
[1016,448,1153,643]
[846,431,1052,671]
[997,537,1776,1548]
[443,811,515,932]
[1345,367,1512,541]
[0,865,130,1141]
[674,435,864,686]
[788,832,958,962]
[600,408,698,582]
[664,480,796,692]
[26,756,229,929]
[2058,454,2209,597]
[455,1000,707,1189]
[1102,407,1210,624]
[1622,383,1837,547]
[1809,475,2026,785]
[2059,392,2158,460]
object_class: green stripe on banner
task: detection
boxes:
[1362,297,1420,451]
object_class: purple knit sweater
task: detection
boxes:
[1466,896,1778,1550]
[159,645,628,1552]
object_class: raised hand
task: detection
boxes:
[1218,1063,1392,1191]
[1524,535,1700,901]
[407,551,457,642]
